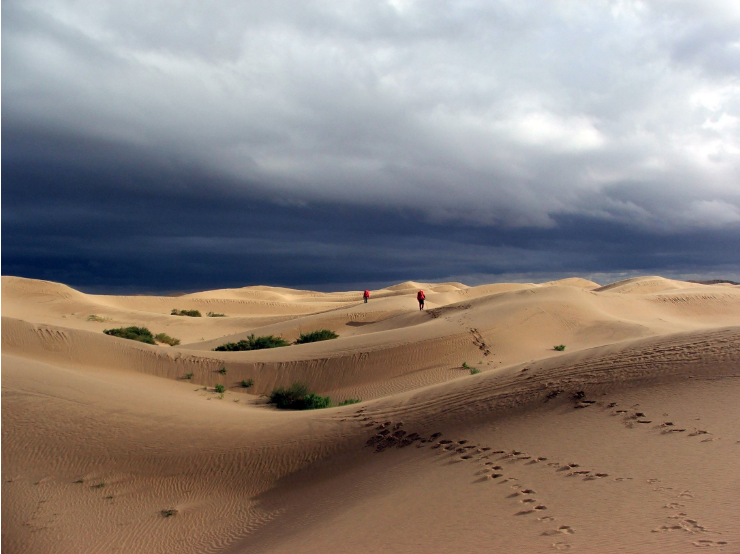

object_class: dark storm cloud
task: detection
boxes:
[3,1,740,291]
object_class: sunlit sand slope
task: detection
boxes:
[2,276,739,553]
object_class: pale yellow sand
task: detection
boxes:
[2,275,739,553]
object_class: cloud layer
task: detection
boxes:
[3,0,740,290]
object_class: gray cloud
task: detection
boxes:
[5,0,739,231]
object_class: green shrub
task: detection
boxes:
[185,372,194,380]
[554,345,566,351]
[241,379,254,388]
[87,314,110,322]
[214,384,226,394]
[338,398,361,406]
[218,367,227,374]
[207,312,226,317]
[155,333,181,346]
[302,393,332,410]
[268,382,332,410]
[213,334,289,351]
[470,368,481,375]
[461,362,472,369]
[92,482,105,489]
[161,509,178,518]
[103,326,155,344]
[294,329,339,344]
[171,309,202,317]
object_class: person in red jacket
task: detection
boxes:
[363,289,370,303]
[417,290,425,310]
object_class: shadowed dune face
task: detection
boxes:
[2,276,740,554]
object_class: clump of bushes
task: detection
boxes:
[185,372,194,380]
[218,367,227,374]
[269,382,331,410]
[214,384,226,394]
[241,379,254,388]
[155,333,181,346]
[161,509,178,518]
[104,326,155,344]
[87,314,110,322]
[213,334,289,351]
[470,368,481,375]
[337,398,361,406]
[171,309,202,317]
[207,312,226,317]
[294,329,339,344]
[554,344,566,351]
[268,382,360,410]
[461,362,472,370]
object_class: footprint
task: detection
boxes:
[543,526,575,536]
[539,516,555,522]
[693,540,728,548]
[689,430,709,437]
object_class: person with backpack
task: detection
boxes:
[417,290,425,310]
[363,289,370,303]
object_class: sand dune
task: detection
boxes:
[3,275,739,553]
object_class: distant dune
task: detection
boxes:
[3,275,739,553]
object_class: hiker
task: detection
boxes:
[417,290,425,310]
[363,289,370,303]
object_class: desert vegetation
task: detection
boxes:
[206,312,226,317]
[269,382,331,410]
[171,309,202,317]
[154,333,181,346]
[554,344,566,351]
[241,379,254,388]
[294,329,339,344]
[268,382,361,410]
[87,314,110,322]
[213,334,289,351]
[103,326,155,344]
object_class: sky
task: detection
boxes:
[3,0,740,293]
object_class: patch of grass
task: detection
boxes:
[338,398,361,406]
[214,384,226,394]
[294,329,339,344]
[241,379,254,388]
[470,368,481,375]
[87,314,110,322]
[554,344,566,351]
[161,508,178,518]
[171,309,202,317]
[207,312,226,317]
[218,367,227,374]
[103,326,155,344]
[154,333,181,346]
[461,362,472,369]
[269,382,332,410]
[213,334,289,351]
[185,372,194,380]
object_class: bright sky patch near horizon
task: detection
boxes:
[3,0,740,292]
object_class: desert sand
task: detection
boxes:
[2,275,739,553]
